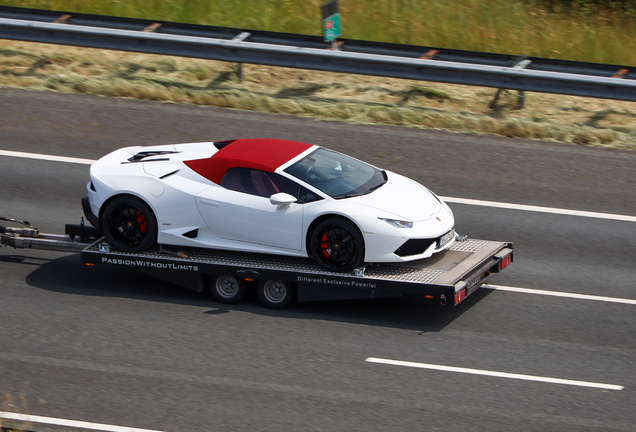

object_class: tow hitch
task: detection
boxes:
[1,217,101,252]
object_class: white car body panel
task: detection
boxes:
[196,186,304,250]
[86,140,456,264]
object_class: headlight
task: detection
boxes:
[379,218,413,228]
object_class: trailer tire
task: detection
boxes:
[209,275,246,304]
[101,195,157,253]
[257,279,294,309]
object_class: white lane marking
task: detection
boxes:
[0,411,166,432]
[484,284,636,305]
[365,358,624,391]
[0,149,96,165]
[2,149,635,223]
[440,196,636,223]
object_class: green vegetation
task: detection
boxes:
[1,0,636,65]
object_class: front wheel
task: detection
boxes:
[310,217,365,272]
[257,280,294,309]
[100,195,157,253]
[209,275,246,304]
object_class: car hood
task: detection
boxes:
[348,171,443,222]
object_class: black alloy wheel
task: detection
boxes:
[101,195,157,253]
[310,217,364,273]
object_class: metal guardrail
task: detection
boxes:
[0,6,635,101]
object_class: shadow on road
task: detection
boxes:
[16,251,494,333]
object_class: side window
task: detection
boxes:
[270,173,322,203]
[299,186,321,203]
[248,169,281,197]
[220,167,249,194]
[268,172,298,197]
[221,167,277,197]
[221,168,323,203]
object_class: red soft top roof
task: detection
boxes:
[184,138,313,184]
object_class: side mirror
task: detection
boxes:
[270,192,297,206]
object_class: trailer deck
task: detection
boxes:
[82,235,512,304]
[2,219,512,308]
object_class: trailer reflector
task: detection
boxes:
[455,288,467,305]
[500,254,512,271]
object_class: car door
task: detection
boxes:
[195,168,304,251]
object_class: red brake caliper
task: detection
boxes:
[135,211,147,234]
[320,231,330,258]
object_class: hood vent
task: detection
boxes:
[126,151,179,163]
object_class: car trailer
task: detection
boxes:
[1,217,513,309]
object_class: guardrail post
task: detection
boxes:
[489,55,531,110]
[517,90,525,109]
[232,31,251,81]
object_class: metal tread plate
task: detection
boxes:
[448,239,487,252]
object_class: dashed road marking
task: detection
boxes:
[441,196,636,222]
[0,149,96,165]
[484,284,636,305]
[0,411,166,432]
[365,358,624,390]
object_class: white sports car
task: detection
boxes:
[83,138,456,272]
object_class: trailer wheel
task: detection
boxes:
[101,195,157,253]
[209,275,246,304]
[257,280,294,309]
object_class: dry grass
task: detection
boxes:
[0,390,35,432]
[1,39,635,150]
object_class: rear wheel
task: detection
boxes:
[310,217,364,272]
[100,195,157,253]
[209,275,246,304]
[257,280,294,309]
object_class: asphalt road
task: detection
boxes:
[1,88,636,432]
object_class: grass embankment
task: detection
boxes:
[0,0,635,149]
[0,391,34,432]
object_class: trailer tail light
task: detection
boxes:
[500,253,512,271]
[454,288,466,305]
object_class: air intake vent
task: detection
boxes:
[213,140,237,150]
[183,229,199,238]
[394,239,435,257]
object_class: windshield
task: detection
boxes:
[284,148,387,198]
